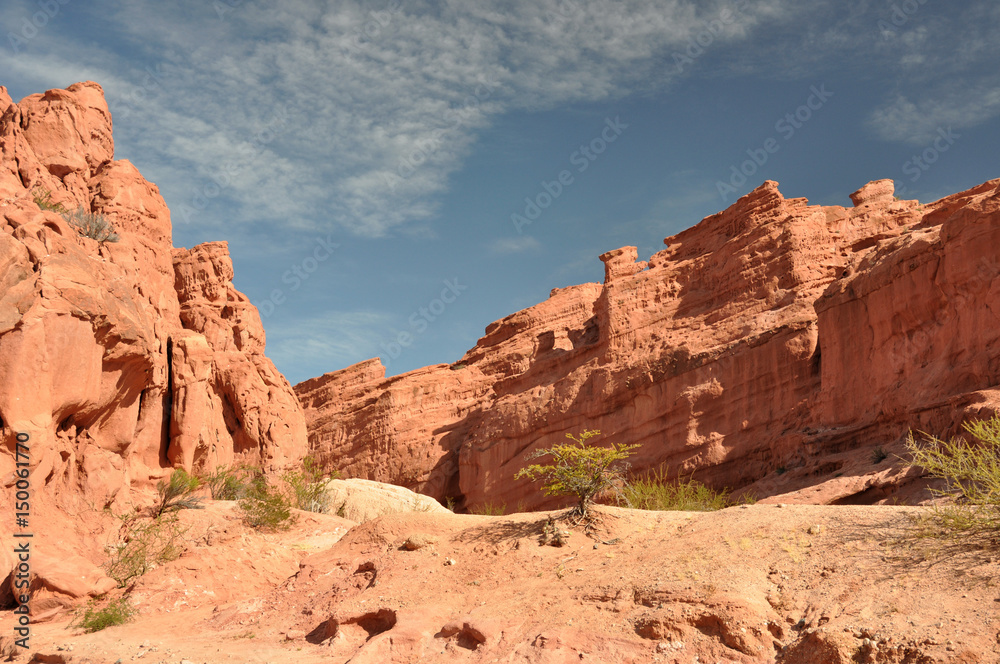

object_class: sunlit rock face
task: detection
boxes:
[298,177,1000,510]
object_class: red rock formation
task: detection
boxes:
[298,177,1000,510]
[0,82,306,607]
[172,242,307,471]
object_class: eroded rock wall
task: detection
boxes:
[297,178,1000,510]
[0,83,307,527]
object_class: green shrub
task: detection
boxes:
[201,463,255,500]
[905,415,1000,533]
[104,514,186,588]
[238,475,296,531]
[31,186,69,213]
[515,430,638,520]
[619,466,754,511]
[62,208,120,243]
[153,468,204,518]
[282,456,333,513]
[72,597,137,633]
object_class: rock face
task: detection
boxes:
[298,177,1000,510]
[0,82,306,579]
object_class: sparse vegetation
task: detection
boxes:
[515,430,638,520]
[470,501,506,516]
[62,208,120,243]
[619,466,755,512]
[282,456,334,513]
[104,513,186,588]
[31,186,121,243]
[237,474,296,531]
[72,597,137,633]
[152,468,204,518]
[870,445,889,465]
[905,415,1000,534]
[201,463,255,500]
[31,185,69,213]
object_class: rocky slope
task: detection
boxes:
[297,178,1000,511]
[0,82,306,609]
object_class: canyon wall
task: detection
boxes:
[297,178,1000,510]
[0,82,307,522]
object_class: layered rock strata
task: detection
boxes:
[298,178,1000,510]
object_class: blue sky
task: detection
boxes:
[2,0,998,384]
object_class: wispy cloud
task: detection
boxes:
[490,236,542,254]
[2,0,786,238]
[868,85,1000,144]
[5,0,997,240]
[263,310,392,380]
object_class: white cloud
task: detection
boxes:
[6,0,999,236]
[868,86,1000,144]
[263,310,392,378]
[490,236,542,254]
[3,0,785,237]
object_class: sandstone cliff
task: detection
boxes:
[297,178,1000,510]
[0,83,306,530]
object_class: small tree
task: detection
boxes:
[515,430,638,520]
[152,469,204,518]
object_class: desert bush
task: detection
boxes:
[31,185,68,213]
[201,463,255,500]
[515,430,638,520]
[470,501,506,516]
[619,466,754,511]
[62,208,120,243]
[905,415,1000,533]
[282,456,333,513]
[238,475,296,531]
[72,597,136,633]
[152,468,204,518]
[104,514,186,588]
[870,445,889,465]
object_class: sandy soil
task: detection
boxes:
[5,502,999,663]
